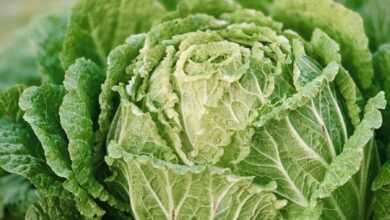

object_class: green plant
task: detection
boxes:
[0,0,388,219]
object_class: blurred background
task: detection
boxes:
[0,0,71,43]
[0,0,73,89]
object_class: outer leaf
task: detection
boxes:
[305,29,380,219]
[97,34,145,150]
[235,0,274,12]
[309,28,362,127]
[61,0,167,69]
[339,0,390,50]
[59,58,126,211]
[236,61,342,215]
[159,0,179,10]
[19,84,71,178]
[337,0,365,9]
[373,162,390,191]
[359,0,390,51]
[270,0,374,91]
[175,0,239,16]
[373,44,390,143]
[62,177,106,219]
[0,174,37,220]
[315,92,385,198]
[0,85,25,121]
[25,196,81,220]
[106,143,285,220]
[0,86,70,199]
[371,42,390,217]
[254,62,339,127]
[372,162,390,220]
[310,29,342,65]
[19,84,105,219]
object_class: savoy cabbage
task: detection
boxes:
[0,0,389,219]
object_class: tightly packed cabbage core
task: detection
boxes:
[109,12,313,165]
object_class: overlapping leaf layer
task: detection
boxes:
[0,0,387,219]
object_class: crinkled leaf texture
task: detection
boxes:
[19,84,71,178]
[371,44,390,220]
[101,0,385,219]
[0,85,105,219]
[0,0,385,219]
[106,143,285,220]
[19,82,106,219]
[372,162,390,220]
[270,0,374,92]
[338,0,390,51]
[0,85,69,199]
[60,58,128,213]
[61,0,168,69]
[25,196,80,220]
[97,33,146,158]
[236,0,274,12]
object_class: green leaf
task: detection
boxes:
[0,86,70,199]
[254,62,340,127]
[315,92,385,198]
[308,28,362,127]
[359,0,390,51]
[310,29,342,65]
[108,85,178,162]
[59,58,126,211]
[25,196,81,220]
[372,162,390,220]
[173,41,259,164]
[373,162,390,191]
[236,62,342,210]
[97,34,145,151]
[336,0,365,9]
[338,0,390,50]
[61,0,167,69]
[18,84,105,219]
[0,0,381,218]
[373,44,390,143]
[62,177,106,219]
[176,0,239,17]
[219,9,282,32]
[108,7,379,218]
[0,174,37,220]
[19,84,71,178]
[0,85,25,121]
[158,0,179,10]
[235,0,274,12]
[133,14,227,89]
[106,143,285,220]
[270,0,374,91]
